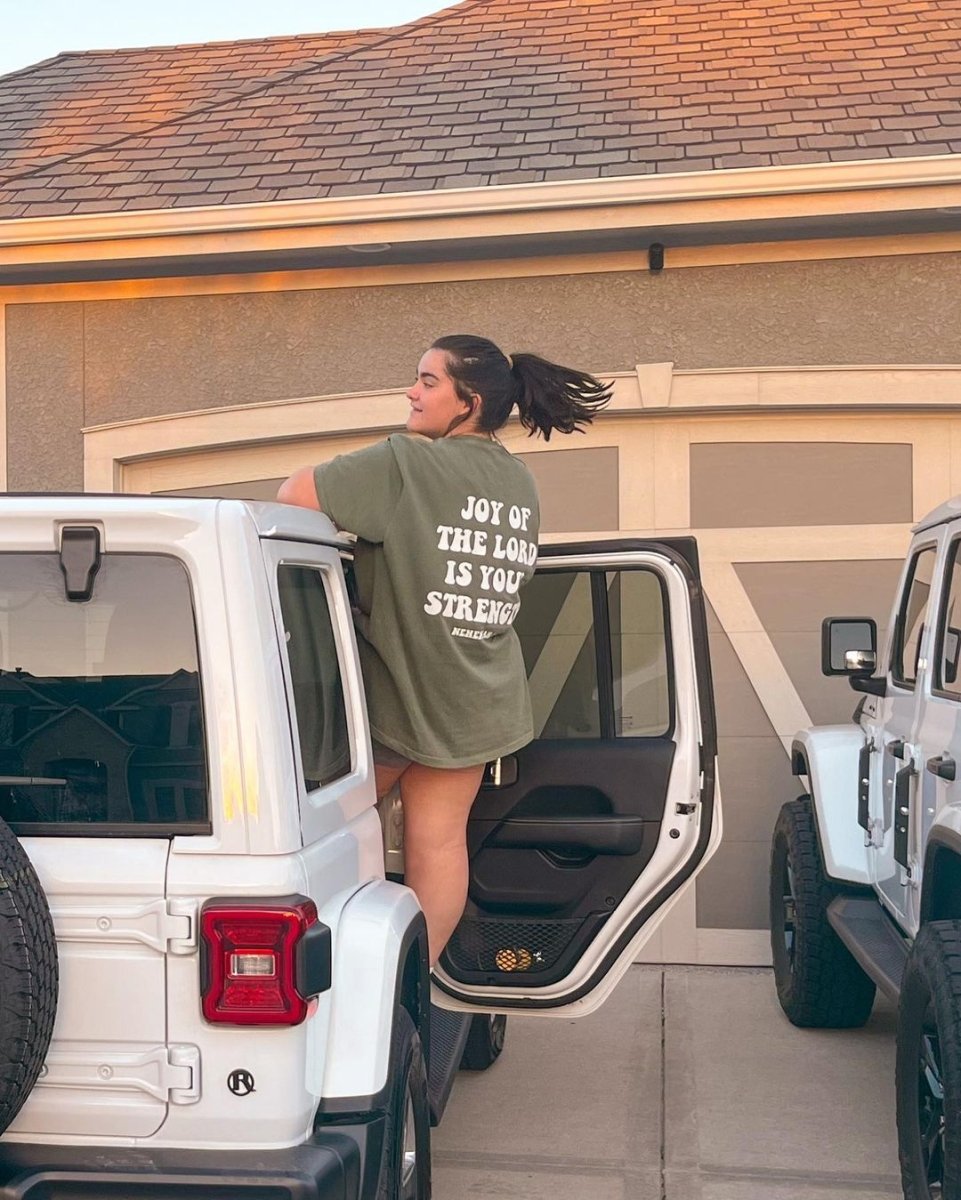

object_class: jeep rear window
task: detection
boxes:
[0,554,209,834]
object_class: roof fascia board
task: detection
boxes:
[1,156,960,266]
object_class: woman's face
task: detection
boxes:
[405,349,478,439]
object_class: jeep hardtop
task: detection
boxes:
[0,494,720,1199]
[771,493,961,1200]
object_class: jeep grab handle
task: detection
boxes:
[926,754,957,782]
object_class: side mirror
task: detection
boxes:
[821,617,878,676]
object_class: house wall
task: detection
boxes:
[6,250,961,491]
[4,247,961,963]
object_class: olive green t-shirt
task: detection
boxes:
[314,434,540,768]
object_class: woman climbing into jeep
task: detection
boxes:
[278,334,611,964]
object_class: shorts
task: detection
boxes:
[372,739,412,772]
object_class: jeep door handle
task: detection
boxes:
[481,755,519,789]
[926,754,957,782]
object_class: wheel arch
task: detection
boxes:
[316,879,429,1117]
[791,727,871,885]
[921,828,961,924]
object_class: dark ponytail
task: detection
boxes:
[509,352,612,441]
[431,334,612,441]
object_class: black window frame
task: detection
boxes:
[0,550,212,838]
[890,542,939,692]
[932,535,961,702]
[524,564,676,742]
[275,561,353,794]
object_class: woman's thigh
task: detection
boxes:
[399,762,485,850]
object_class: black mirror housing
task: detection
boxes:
[821,616,878,676]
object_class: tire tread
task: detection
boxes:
[770,797,876,1029]
[0,818,58,1133]
[897,920,961,1200]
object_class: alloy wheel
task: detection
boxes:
[918,1002,945,1199]
[400,1083,418,1200]
[781,856,797,963]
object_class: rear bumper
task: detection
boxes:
[0,1124,382,1199]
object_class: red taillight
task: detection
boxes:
[200,898,324,1026]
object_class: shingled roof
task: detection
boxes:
[0,0,959,220]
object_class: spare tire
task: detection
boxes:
[0,818,58,1134]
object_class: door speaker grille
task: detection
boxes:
[444,917,583,976]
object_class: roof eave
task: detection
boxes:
[1,155,960,282]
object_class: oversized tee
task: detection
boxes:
[314,434,540,768]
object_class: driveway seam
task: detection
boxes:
[687,1163,902,1189]
[431,1149,636,1176]
[660,967,667,1200]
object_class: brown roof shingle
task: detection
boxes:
[0,0,959,219]
[0,26,385,185]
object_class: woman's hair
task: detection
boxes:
[431,334,612,441]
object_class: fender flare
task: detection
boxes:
[921,819,961,923]
[314,879,429,1116]
[791,726,870,885]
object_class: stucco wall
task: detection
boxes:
[6,302,84,492]
[5,250,961,489]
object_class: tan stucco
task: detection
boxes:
[5,302,84,492]
[3,252,961,496]
[75,254,961,425]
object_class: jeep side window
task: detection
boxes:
[891,545,938,688]
[0,553,208,832]
[276,565,351,790]
[935,538,961,698]
[513,568,672,739]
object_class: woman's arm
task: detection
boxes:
[276,466,321,511]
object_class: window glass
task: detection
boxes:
[892,546,937,687]
[607,571,671,737]
[514,568,672,739]
[0,554,208,828]
[515,572,600,739]
[936,540,961,697]
[277,566,351,789]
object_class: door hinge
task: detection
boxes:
[49,898,198,954]
[38,1043,200,1105]
[166,898,199,955]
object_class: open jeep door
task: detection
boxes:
[433,538,720,1016]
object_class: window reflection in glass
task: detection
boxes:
[0,554,207,827]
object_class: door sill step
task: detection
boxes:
[427,1005,471,1127]
[826,895,909,1002]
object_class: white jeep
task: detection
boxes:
[0,495,720,1198]
[771,494,961,1200]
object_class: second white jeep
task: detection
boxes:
[772,493,961,1200]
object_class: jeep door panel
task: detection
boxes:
[434,540,718,1014]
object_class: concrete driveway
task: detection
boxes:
[433,965,900,1199]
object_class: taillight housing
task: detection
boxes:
[200,896,331,1026]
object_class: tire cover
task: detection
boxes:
[0,818,58,1134]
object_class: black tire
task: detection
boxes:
[769,797,876,1028]
[897,921,961,1200]
[459,1014,507,1071]
[0,817,58,1134]
[377,1008,431,1200]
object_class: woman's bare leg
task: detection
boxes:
[374,760,408,802]
[399,762,485,966]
